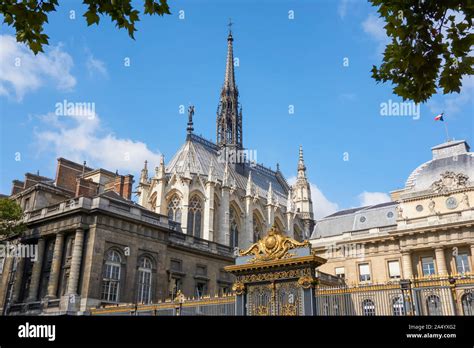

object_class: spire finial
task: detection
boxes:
[228,18,233,35]
[187,105,195,135]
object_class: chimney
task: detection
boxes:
[122,175,134,200]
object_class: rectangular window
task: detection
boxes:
[388,260,401,279]
[335,267,345,279]
[196,265,207,276]
[170,259,182,272]
[24,197,30,211]
[421,257,436,276]
[195,282,206,298]
[455,253,471,274]
[358,263,371,282]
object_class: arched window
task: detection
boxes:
[274,217,284,233]
[167,194,182,223]
[137,257,153,304]
[426,295,442,315]
[150,192,157,211]
[253,213,263,243]
[392,295,405,316]
[101,250,122,302]
[461,293,474,316]
[294,225,303,242]
[362,299,375,316]
[187,195,203,238]
[229,207,239,248]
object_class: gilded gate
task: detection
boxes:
[225,224,327,316]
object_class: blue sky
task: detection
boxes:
[1,0,473,218]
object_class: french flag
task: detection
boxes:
[434,113,444,121]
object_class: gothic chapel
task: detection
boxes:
[137,29,314,250]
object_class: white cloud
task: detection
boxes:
[358,191,390,206]
[288,177,339,219]
[0,35,76,101]
[34,110,161,174]
[362,13,389,56]
[86,52,107,77]
[338,0,357,20]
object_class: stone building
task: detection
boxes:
[0,158,234,315]
[311,140,474,314]
[136,29,315,248]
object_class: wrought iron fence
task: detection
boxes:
[90,274,474,316]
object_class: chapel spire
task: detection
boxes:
[216,20,243,150]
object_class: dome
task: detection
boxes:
[404,140,474,192]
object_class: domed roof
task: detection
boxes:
[404,140,474,192]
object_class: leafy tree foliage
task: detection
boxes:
[370,0,474,103]
[1,0,171,54]
[0,198,26,238]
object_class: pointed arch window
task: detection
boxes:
[137,257,153,304]
[187,195,203,238]
[230,207,239,248]
[167,194,182,223]
[253,213,263,243]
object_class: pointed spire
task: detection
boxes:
[140,160,148,183]
[224,19,236,93]
[156,155,165,180]
[216,22,242,149]
[267,182,273,204]
[297,145,307,178]
[222,160,230,187]
[246,171,253,196]
[207,161,215,183]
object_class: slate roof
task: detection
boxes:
[166,134,290,203]
[311,201,397,238]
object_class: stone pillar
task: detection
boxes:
[266,204,275,230]
[67,229,84,295]
[218,187,230,245]
[27,238,45,302]
[243,196,253,248]
[435,247,447,275]
[46,233,64,298]
[181,180,190,234]
[11,257,25,303]
[471,245,474,269]
[203,182,215,241]
[401,251,413,279]
[286,211,294,239]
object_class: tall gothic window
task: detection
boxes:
[167,194,182,223]
[187,195,203,238]
[137,257,152,304]
[229,207,239,248]
[101,250,122,302]
[253,213,263,243]
[294,225,303,242]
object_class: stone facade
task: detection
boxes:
[311,140,474,286]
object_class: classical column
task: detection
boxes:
[401,251,413,279]
[435,247,447,275]
[27,238,45,302]
[46,233,64,298]
[11,257,25,303]
[66,229,84,295]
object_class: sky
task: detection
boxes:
[0,0,473,219]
